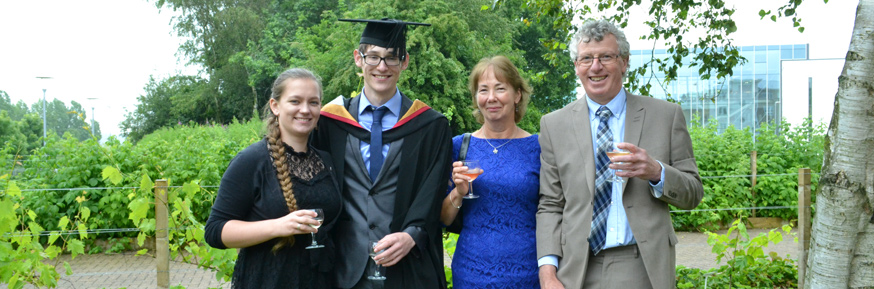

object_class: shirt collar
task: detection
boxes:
[586,88,626,121]
[358,88,402,117]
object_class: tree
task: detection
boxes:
[142,0,571,136]
[121,75,209,142]
[29,99,100,142]
[496,0,577,114]
[805,0,874,287]
[153,0,272,123]
[0,91,29,121]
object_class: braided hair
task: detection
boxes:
[263,68,322,252]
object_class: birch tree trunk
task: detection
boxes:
[805,0,874,287]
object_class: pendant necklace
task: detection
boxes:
[483,129,515,154]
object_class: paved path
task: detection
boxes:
[12,229,799,288]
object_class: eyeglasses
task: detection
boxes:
[359,52,402,66]
[574,54,620,67]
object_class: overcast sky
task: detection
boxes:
[0,0,192,142]
[0,0,859,142]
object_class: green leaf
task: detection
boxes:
[68,239,85,258]
[140,174,154,192]
[7,181,21,198]
[45,245,62,259]
[48,232,61,245]
[481,5,489,11]
[58,216,70,230]
[182,182,200,198]
[64,261,73,275]
[137,248,149,256]
[77,223,88,238]
[101,166,123,185]
[128,198,150,225]
[81,206,91,221]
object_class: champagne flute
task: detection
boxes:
[368,241,387,280]
[461,160,483,199]
[606,144,630,183]
[305,209,325,249]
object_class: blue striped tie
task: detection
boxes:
[369,106,388,182]
[589,106,613,255]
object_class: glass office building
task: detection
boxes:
[628,44,809,133]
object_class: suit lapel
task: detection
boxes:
[346,96,372,183]
[623,93,645,192]
[624,94,645,146]
[571,99,597,194]
[348,95,362,122]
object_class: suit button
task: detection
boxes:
[669,192,677,198]
[369,225,377,230]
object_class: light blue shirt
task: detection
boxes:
[357,89,402,173]
[537,88,666,269]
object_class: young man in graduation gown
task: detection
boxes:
[311,18,451,289]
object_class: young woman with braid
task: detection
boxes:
[205,68,342,289]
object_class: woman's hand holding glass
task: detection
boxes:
[451,160,484,199]
[451,161,472,199]
[276,209,319,237]
[304,209,325,249]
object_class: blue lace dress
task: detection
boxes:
[448,134,541,289]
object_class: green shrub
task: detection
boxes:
[676,219,797,288]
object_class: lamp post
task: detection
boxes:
[87,97,98,136]
[36,76,52,146]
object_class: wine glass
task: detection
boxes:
[606,144,630,183]
[461,160,483,199]
[305,209,325,249]
[368,241,387,280]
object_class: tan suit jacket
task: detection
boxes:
[537,93,703,289]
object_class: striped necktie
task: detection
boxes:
[589,106,613,255]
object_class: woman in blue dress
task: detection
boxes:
[441,55,541,288]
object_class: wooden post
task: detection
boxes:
[797,168,811,288]
[155,179,169,288]
[750,151,757,217]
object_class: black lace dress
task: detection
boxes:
[205,139,342,289]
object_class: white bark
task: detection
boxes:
[805,0,874,288]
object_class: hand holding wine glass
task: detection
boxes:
[304,209,325,249]
[368,241,387,280]
[606,143,630,183]
[461,160,483,199]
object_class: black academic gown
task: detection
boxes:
[311,93,451,289]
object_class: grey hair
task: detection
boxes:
[567,20,631,61]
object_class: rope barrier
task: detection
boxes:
[2,226,201,238]
[1,173,820,193]
[0,205,810,238]
[3,185,220,193]
[670,205,803,213]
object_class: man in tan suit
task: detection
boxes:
[537,20,703,289]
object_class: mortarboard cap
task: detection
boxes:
[339,18,430,56]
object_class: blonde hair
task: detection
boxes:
[468,56,531,124]
[262,68,322,252]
